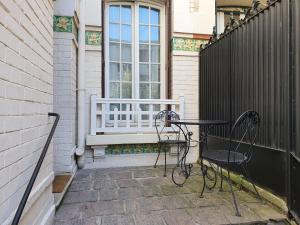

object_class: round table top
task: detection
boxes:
[169,119,229,126]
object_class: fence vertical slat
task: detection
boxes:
[179,95,185,119]
[138,107,142,128]
[149,104,153,128]
[126,103,130,128]
[113,107,118,128]
[101,103,106,130]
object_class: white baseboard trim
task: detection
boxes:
[3,172,54,225]
[40,205,55,225]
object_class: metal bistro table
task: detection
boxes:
[169,119,229,190]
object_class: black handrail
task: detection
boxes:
[11,113,60,225]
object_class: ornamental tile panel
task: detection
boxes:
[53,16,73,33]
[106,144,169,155]
[172,37,208,52]
[85,31,102,45]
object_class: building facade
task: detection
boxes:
[0,0,215,224]
[53,0,215,173]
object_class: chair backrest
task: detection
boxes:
[229,110,260,162]
[154,110,181,142]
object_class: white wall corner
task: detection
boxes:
[54,0,77,16]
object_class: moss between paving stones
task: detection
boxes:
[200,160,288,214]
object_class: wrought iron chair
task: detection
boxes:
[200,110,262,216]
[154,110,190,177]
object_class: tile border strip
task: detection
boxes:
[106,144,169,155]
[172,37,208,52]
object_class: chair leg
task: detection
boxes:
[226,171,241,217]
[200,162,206,198]
[176,142,180,166]
[219,167,224,192]
[154,143,161,168]
[164,147,167,177]
[242,165,263,202]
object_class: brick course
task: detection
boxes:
[0,0,54,224]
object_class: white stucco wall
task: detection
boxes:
[0,0,55,224]
[174,0,215,34]
[86,0,102,26]
[54,0,78,17]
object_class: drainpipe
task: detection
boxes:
[76,0,86,169]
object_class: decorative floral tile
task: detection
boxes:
[106,144,169,155]
[85,31,102,45]
[53,16,73,33]
[172,37,208,52]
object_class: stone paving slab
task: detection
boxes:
[54,166,287,225]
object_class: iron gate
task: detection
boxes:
[199,0,300,222]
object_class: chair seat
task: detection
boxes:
[158,139,187,145]
[202,149,247,164]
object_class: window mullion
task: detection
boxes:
[135,2,139,99]
[148,7,151,99]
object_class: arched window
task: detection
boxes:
[105,2,166,100]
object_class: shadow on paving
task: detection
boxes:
[54,165,287,225]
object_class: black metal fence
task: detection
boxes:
[199,0,300,220]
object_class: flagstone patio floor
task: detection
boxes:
[54,165,287,225]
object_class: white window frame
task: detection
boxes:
[105,1,166,100]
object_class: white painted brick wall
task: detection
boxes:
[84,47,102,161]
[172,52,200,162]
[0,0,54,224]
[53,32,77,174]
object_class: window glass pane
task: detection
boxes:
[109,6,120,23]
[122,63,132,81]
[121,25,132,42]
[140,104,149,120]
[122,83,132,98]
[110,103,120,111]
[109,42,120,61]
[139,64,149,81]
[151,26,159,43]
[109,23,120,41]
[151,83,160,99]
[121,6,131,24]
[139,6,149,24]
[151,64,160,82]
[110,82,120,98]
[121,44,131,62]
[139,25,149,43]
[151,45,160,63]
[140,83,150,99]
[109,63,120,81]
[150,8,160,25]
[139,45,149,62]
